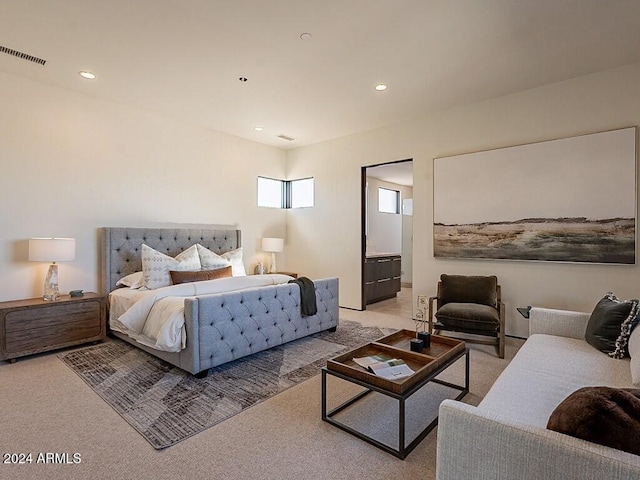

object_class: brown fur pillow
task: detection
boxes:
[547,386,640,455]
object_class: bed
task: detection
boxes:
[100,226,339,376]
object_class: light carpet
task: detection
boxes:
[59,320,394,449]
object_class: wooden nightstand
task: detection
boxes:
[0,293,106,363]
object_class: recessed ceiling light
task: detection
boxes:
[254,126,263,132]
[375,83,387,91]
[79,71,96,80]
[300,33,312,40]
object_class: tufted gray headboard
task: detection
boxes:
[100,227,241,293]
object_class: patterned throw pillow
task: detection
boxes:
[610,297,640,359]
[195,244,232,270]
[141,244,201,290]
[585,292,640,358]
[630,327,640,386]
[221,247,247,277]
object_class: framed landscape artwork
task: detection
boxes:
[433,127,637,264]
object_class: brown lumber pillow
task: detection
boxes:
[547,386,640,455]
[170,266,232,285]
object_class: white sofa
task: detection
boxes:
[436,307,640,480]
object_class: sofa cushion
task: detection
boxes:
[439,274,497,308]
[547,386,640,456]
[479,334,632,428]
[585,293,639,357]
[435,302,499,332]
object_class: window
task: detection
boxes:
[290,178,314,208]
[378,187,400,214]
[258,176,314,209]
[257,177,284,208]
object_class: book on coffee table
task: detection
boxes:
[353,355,415,379]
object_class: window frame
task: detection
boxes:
[257,176,285,208]
[289,177,314,209]
[258,176,315,209]
[378,187,400,214]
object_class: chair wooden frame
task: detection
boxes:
[428,281,505,358]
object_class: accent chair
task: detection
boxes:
[428,274,505,358]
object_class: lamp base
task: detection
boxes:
[269,252,277,274]
[43,263,60,301]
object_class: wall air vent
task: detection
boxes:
[0,45,46,66]
[276,134,296,142]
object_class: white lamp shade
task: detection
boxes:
[29,238,76,262]
[261,237,284,253]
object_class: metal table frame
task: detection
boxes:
[321,348,469,459]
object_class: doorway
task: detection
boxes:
[361,159,413,310]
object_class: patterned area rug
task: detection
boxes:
[59,320,393,449]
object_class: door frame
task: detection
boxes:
[361,158,413,310]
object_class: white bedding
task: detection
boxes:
[109,274,294,352]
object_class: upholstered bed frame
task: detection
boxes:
[100,227,339,376]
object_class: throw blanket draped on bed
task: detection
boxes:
[289,277,317,316]
[110,274,294,352]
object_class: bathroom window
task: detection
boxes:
[378,187,400,214]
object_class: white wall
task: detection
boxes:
[401,198,413,285]
[286,62,640,336]
[4,62,640,335]
[0,71,287,302]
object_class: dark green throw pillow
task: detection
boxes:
[585,293,639,358]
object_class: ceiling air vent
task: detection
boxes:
[276,134,296,142]
[0,45,46,66]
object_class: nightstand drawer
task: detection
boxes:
[5,300,101,332]
[0,293,106,362]
[6,317,101,353]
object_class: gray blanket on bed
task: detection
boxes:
[289,277,317,317]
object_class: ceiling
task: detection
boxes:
[367,161,414,187]
[2,1,640,150]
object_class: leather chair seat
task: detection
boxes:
[435,302,500,332]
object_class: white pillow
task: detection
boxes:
[116,271,144,289]
[196,244,232,270]
[629,325,640,386]
[221,247,247,277]
[141,244,201,290]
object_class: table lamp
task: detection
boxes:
[261,237,284,274]
[29,237,76,301]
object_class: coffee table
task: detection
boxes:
[321,330,468,459]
